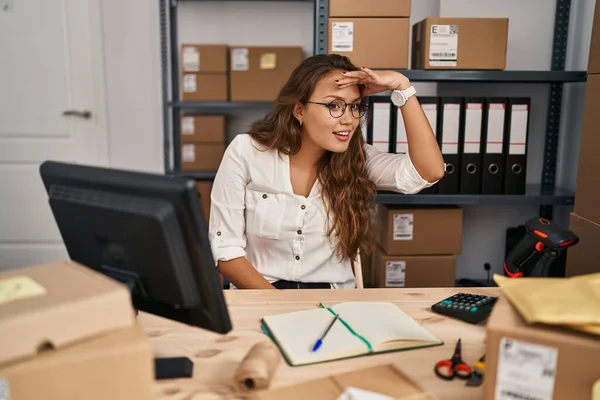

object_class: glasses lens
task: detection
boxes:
[351,104,368,118]
[328,100,345,118]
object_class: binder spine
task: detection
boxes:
[504,98,531,194]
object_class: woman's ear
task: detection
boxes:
[293,102,304,125]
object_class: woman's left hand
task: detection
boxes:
[336,67,410,96]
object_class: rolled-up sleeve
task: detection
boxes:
[208,135,248,265]
[364,144,436,194]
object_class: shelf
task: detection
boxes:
[172,70,587,113]
[175,102,272,114]
[398,70,587,83]
[175,173,574,206]
[376,185,574,206]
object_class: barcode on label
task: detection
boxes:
[500,390,544,400]
[335,44,352,49]
[449,25,458,35]
[431,52,456,57]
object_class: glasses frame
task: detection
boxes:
[307,100,369,119]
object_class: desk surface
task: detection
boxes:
[140,287,499,400]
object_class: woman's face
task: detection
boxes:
[296,70,364,154]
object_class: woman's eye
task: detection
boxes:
[328,103,341,109]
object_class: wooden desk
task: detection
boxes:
[140,287,499,400]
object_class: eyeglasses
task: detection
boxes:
[307,100,369,119]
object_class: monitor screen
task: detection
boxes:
[39,161,232,335]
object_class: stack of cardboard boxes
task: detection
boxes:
[327,0,411,69]
[369,205,462,288]
[566,3,600,278]
[180,43,304,102]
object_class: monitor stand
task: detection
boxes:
[101,265,195,380]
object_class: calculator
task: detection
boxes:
[431,293,498,324]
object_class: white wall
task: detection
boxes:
[99,0,595,280]
[100,0,165,174]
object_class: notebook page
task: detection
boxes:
[332,302,441,347]
[262,307,369,365]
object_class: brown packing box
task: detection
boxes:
[249,363,436,400]
[412,17,509,70]
[566,212,600,277]
[588,1,600,74]
[0,260,136,365]
[181,115,226,143]
[229,46,304,102]
[0,261,154,399]
[375,205,463,255]
[0,324,154,400]
[181,73,228,101]
[372,247,456,288]
[573,74,600,222]
[329,0,411,17]
[180,44,228,73]
[181,143,225,171]
[196,181,213,220]
[484,295,600,400]
[329,18,409,69]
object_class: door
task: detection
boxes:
[0,0,109,270]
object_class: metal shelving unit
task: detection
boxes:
[160,0,585,216]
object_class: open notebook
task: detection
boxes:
[260,302,443,367]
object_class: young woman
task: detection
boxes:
[208,54,444,290]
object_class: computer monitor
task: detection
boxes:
[39,160,232,378]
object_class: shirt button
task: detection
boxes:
[216,231,222,236]
[295,255,300,260]
[300,205,306,210]
[297,229,302,235]
[262,194,267,199]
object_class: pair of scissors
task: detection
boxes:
[434,339,472,380]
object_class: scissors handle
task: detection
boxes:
[434,359,472,380]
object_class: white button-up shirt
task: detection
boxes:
[208,134,432,289]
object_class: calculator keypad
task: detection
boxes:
[431,293,498,324]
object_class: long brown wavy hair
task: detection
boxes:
[248,54,377,262]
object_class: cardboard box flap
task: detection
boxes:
[0,260,136,366]
[249,364,436,399]
[487,295,600,349]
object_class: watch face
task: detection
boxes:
[391,90,405,106]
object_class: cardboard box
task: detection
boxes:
[372,248,456,288]
[0,260,136,365]
[181,143,225,171]
[181,115,226,143]
[412,17,509,70]
[196,181,213,220]
[0,261,154,400]
[0,324,154,400]
[180,44,228,73]
[484,295,600,400]
[329,18,409,69]
[588,2,600,74]
[229,46,304,102]
[248,363,435,400]
[566,212,600,277]
[375,205,463,255]
[329,0,411,17]
[574,74,600,222]
[181,73,228,101]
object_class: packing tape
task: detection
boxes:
[233,341,281,392]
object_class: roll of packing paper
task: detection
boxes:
[233,341,281,392]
